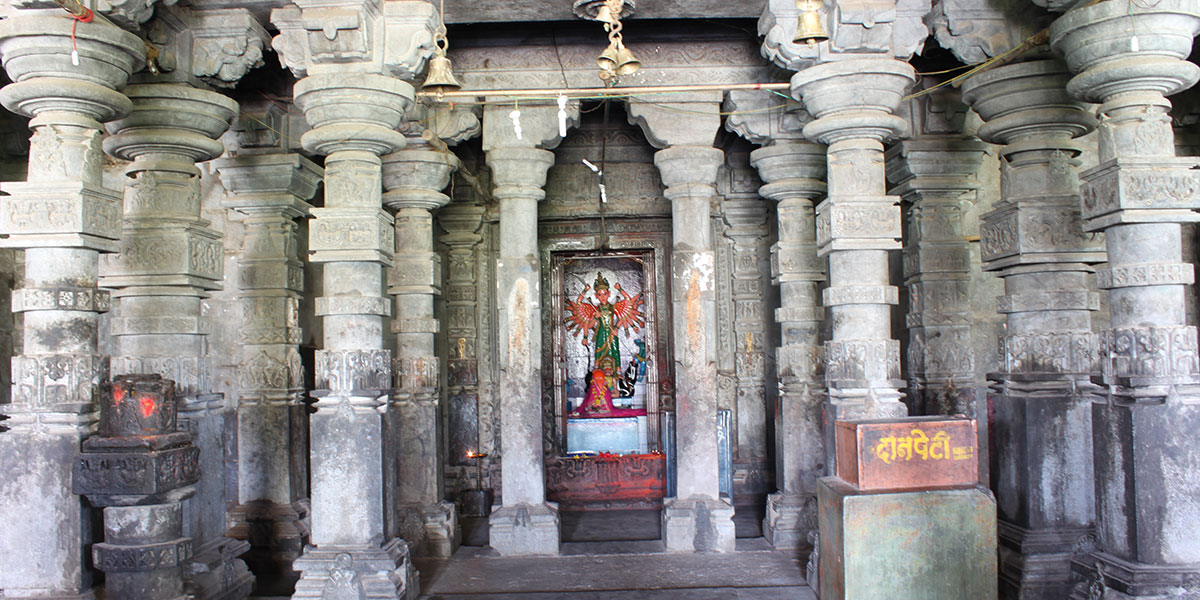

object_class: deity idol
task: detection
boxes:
[564,271,645,391]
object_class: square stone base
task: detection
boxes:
[662,496,736,553]
[763,491,818,550]
[292,538,416,600]
[1070,551,1200,599]
[818,477,997,600]
[488,502,560,556]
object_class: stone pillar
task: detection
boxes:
[439,203,487,485]
[482,98,570,554]
[791,59,916,455]
[886,139,986,417]
[1051,2,1200,596]
[0,11,143,597]
[271,1,439,594]
[959,59,1107,600]
[215,153,321,594]
[752,141,828,549]
[99,81,251,599]
[75,375,198,600]
[382,139,460,558]
[629,92,736,552]
[726,91,829,550]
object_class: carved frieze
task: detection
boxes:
[1096,263,1195,290]
[1080,158,1200,228]
[825,339,901,383]
[759,0,930,71]
[110,356,209,395]
[101,228,224,288]
[13,287,111,313]
[93,539,193,573]
[74,445,201,498]
[1101,326,1200,381]
[308,208,396,264]
[314,349,392,394]
[0,181,122,250]
[1000,332,1100,375]
[189,8,269,88]
[814,197,902,254]
[11,354,109,411]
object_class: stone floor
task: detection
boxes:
[414,508,815,600]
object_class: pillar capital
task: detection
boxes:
[104,83,240,169]
[270,0,439,81]
[294,73,413,157]
[482,101,579,151]
[486,146,555,198]
[0,13,144,122]
[961,59,1096,155]
[654,145,724,191]
[215,153,322,220]
[791,58,916,146]
[725,90,810,147]
[1051,0,1200,104]
[382,142,459,212]
[885,138,987,200]
[751,141,828,202]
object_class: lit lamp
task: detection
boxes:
[461,451,492,517]
[793,0,830,47]
[421,0,463,100]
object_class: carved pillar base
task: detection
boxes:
[488,502,560,557]
[292,540,416,600]
[397,501,459,559]
[762,491,818,550]
[662,496,736,553]
[226,499,310,596]
[999,521,1094,600]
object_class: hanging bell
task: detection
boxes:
[422,53,462,100]
[613,43,641,76]
[793,0,829,47]
[597,40,620,74]
[594,4,615,28]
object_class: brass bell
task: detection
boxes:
[597,40,620,73]
[422,53,462,100]
[793,0,829,47]
[594,4,616,28]
[613,43,641,76]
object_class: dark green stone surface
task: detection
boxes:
[818,477,998,600]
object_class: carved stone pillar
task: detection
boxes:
[98,81,250,599]
[215,153,321,595]
[439,203,487,487]
[0,11,142,597]
[791,59,916,454]
[722,200,770,470]
[755,142,828,549]
[886,138,986,418]
[1051,2,1200,596]
[482,98,575,555]
[271,1,438,595]
[726,91,829,550]
[382,139,460,558]
[629,92,736,552]
[959,59,1106,600]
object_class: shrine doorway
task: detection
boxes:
[540,226,675,543]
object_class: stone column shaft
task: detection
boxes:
[751,140,828,549]
[657,145,737,553]
[791,60,917,461]
[0,11,143,597]
[961,59,1107,599]
[1052,3,1200,595]
[383,142,460,558]
[215,152,320,594]
[485,145,560,556]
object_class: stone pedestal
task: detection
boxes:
[817,477,998,600]
[216,152,321,595]
[960,58,1105,600]
[751,141,828,550]
[383,141,461,558]
[0,11,143,598]
[790,58,916,467]
[1053,2,1200,596]
[75,375,198,600]
[486,144,561,556]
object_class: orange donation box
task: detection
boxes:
[835,416,978,491]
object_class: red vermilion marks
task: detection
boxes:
[139,395,157,419]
